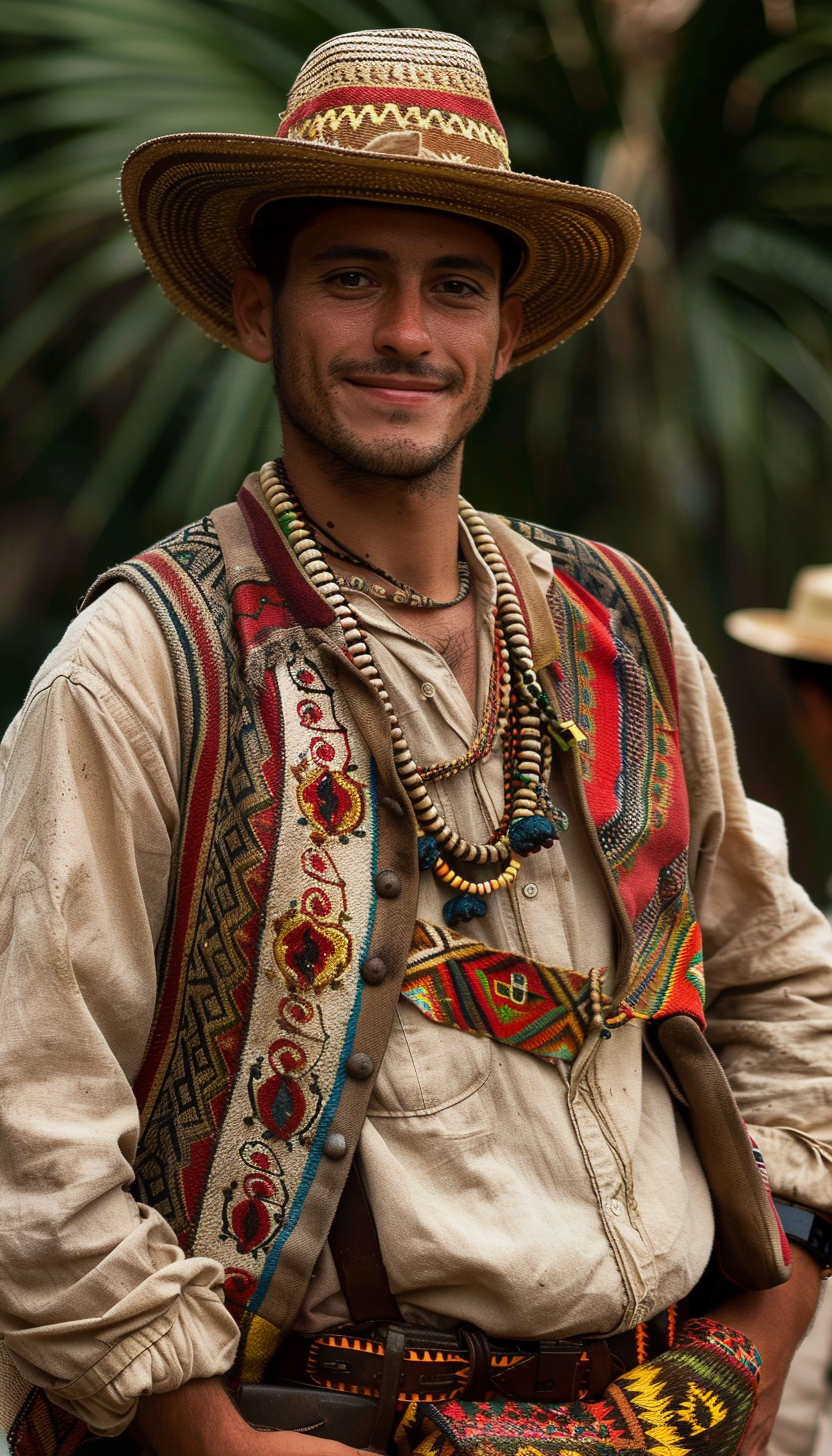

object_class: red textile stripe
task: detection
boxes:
[554,568,622,830]
[238,490,335,628]
[132,554,224,1120]
[594,542,679,721]
[278,85,505,137]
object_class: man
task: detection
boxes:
[1,27,831,1456]
[727,568,832,1456]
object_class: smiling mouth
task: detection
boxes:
[345,377,445,392]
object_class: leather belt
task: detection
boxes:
[254,1158,684,1449]
[270,1306,680,1408]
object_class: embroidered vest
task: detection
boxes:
[3,491,788,1456]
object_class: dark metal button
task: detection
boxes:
[361,956,388,985]
[380,795,404,818]
[375,870,402,898]
[346,1052,374,1081]
[323,1133,347,1160]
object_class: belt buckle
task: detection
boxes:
[308,1333,386,1397]
[535,1341,588,1402]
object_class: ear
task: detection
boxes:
[493,293,524,380]
[232,269,274,362]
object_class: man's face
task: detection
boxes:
[268,204,522,480]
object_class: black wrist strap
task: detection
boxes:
[774,1199,832,1276]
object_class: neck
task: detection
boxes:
[280,422,465,600]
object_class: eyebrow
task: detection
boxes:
[310,244,497,282]
[430,253,497,281]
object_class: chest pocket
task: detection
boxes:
[369,997,493,1118]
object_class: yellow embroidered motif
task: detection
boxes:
[272,906,352,993]
[237,1311,283,1384]
[618,1360,693,1456]
[677,1380,729,1434]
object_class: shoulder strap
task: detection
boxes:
[327,1160,401,1324]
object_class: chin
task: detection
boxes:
[325,429,461,481]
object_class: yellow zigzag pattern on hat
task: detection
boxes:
[287,103,510,163]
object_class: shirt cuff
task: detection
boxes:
[749,1122,832,1221]
[3,1249,240,1436]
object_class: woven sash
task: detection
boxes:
[402,921,601,1066]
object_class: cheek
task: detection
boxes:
[282,296,375,359]
[435,315,500,380]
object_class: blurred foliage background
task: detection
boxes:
[2,0,832,896]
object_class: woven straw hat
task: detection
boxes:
[121,28,640,368]
[726,567,832,666]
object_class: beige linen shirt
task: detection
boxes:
[1,524,832,1437]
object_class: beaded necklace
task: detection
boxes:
[416,617,507,784]
[304,507,472,610]
[261,459,587,927]
[333,564,471,610]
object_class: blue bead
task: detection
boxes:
[443,893,487,927]
[509,815,558,854]
[418,836,441,871]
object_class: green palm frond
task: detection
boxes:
[0,0,306,530]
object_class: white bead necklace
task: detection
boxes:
[260,459,585,926]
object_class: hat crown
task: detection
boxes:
[278,28,511,172]
[789,567,832,636]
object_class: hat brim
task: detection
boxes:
[120,133,640,368]
[725,608,832,665]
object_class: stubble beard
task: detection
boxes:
[272,328,496,496]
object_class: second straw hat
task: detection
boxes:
[726,566,832,666]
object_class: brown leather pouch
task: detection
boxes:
[239,1381,378,1446]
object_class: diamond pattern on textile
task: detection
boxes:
[402,920,596,1065]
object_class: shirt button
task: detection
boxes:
[420,681,436,699]
[380,795,404,817]
[521,883,539,900]
[375,870,402,898]
[361,956,389,985]
[346,1052,374,1080]
[324,1133,347,1161]
[608,1197,623,1217]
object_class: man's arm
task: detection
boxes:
[711,1246,821,1454]
[670,606,832,1449]
[674,610,832,1216]
[133,1378,368,1456]
[0,587,239,1437]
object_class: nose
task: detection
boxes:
[371,276,432,361]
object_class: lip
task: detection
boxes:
[343,377,447,404]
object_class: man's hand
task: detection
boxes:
[131,1376,373,1456]
[708,1243,822,1454]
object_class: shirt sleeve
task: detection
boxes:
[672,606,832,1216]
[0,586,239,1436]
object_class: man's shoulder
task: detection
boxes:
[504,516,673,648]
[85,513,227,610]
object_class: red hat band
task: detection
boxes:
[276,31,511,172]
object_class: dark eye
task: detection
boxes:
[436,278,478,296]
[331,270,370,288]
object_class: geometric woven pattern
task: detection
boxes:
[403,921,597,1065]
[278,29,511,169]
[405,1318,761,1456]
